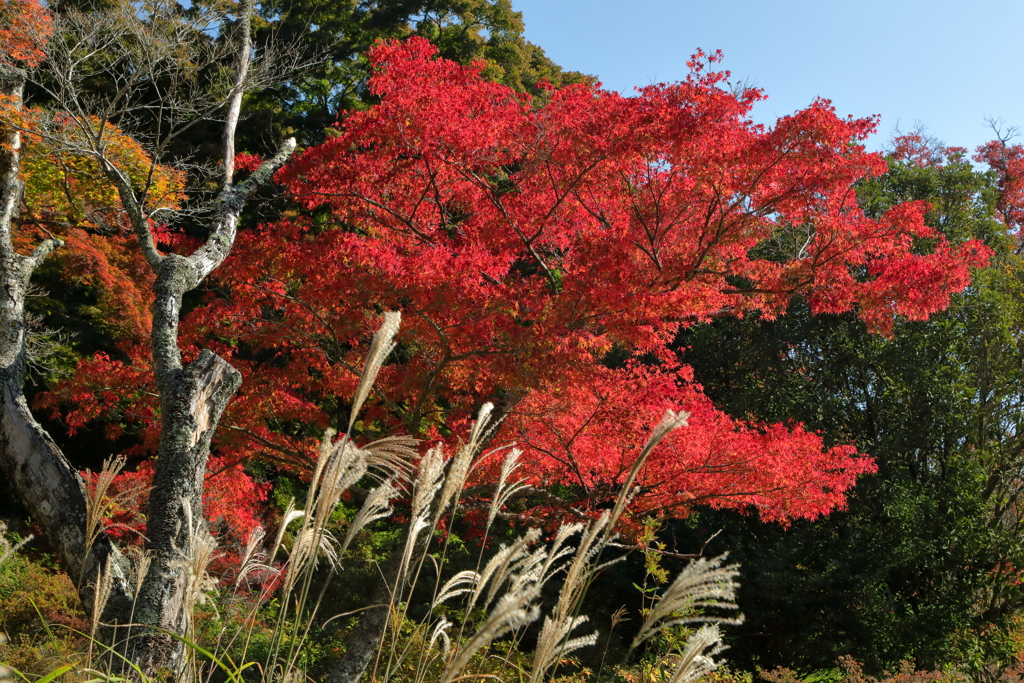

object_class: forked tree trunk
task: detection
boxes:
[104,17,296,668]
[117,126,294,671]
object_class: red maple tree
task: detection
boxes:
[0,0,52,69]
[52,38,990,530]
[976,135,1024,247]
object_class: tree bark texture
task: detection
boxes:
[325,551,400,683]
[0,67,133,634]
[125,136,295,676]
[2,22,295,672]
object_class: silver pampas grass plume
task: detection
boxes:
[348,310,401,432]
[631,553,741,651]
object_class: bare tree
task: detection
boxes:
[0,0,295,673]
[1,0,138,642]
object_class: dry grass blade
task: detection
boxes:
[536,524,585,589]
[487,448,529,529]
[317,529,342,568]
[392,446,446,584]
[0,522,32,566]
[598,606,632,678]
[434,439,477,525]
[630,553,741,651]
[348,310,401,432]
[648,409,691,450]
[397,516,431,588]
[495,545,548,608]
[341,478,400,555]
[531,614,598,683]
[466,402,495,447]
[436,403,496,520]
[280,525,341,595]
[668,624,727,683]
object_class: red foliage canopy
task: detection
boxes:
[0,0,52,68]
[976,137,1024,245]
[54,39,990,528]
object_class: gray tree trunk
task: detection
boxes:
[325,551,401,683]
[0,66,135,635]
[0,3,295,674]
[117,133,296,679]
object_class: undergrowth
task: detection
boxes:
[2,313,744,683]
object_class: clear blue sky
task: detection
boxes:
[511,0,1024,154]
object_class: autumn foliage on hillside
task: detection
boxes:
[2,0,184,348]
[975,137,1024,246]
[0,0,51,68]
[49,39,991,532]
[19,118,187,344]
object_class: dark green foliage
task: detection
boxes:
[245,0,592,149]
[673,149,1024,675]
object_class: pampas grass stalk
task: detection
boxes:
[434,403,495,526]
[82,455,127,553]
[468,527,541,615]
[165,498,218,680]
[531,614,598,683]
[55,308,745,683]
[606,410,689,534]
[629,553,741,653]
[545,411,688,681]
[80,454,129,589]
[269,498,303,563]
[348,310,401,433]
[87,555,114,667]
[269,313,410,681]
[486,447,529,530]
[234,526,267,589]
[0,522,32,566]
[340,478,399,556]
[375,446,447,681]
[528,515,612,682]
[120,547,153,669]
[597,606,630,679]
[438,585,542,683]
[362,435,417,482]
[667,624,727,683]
